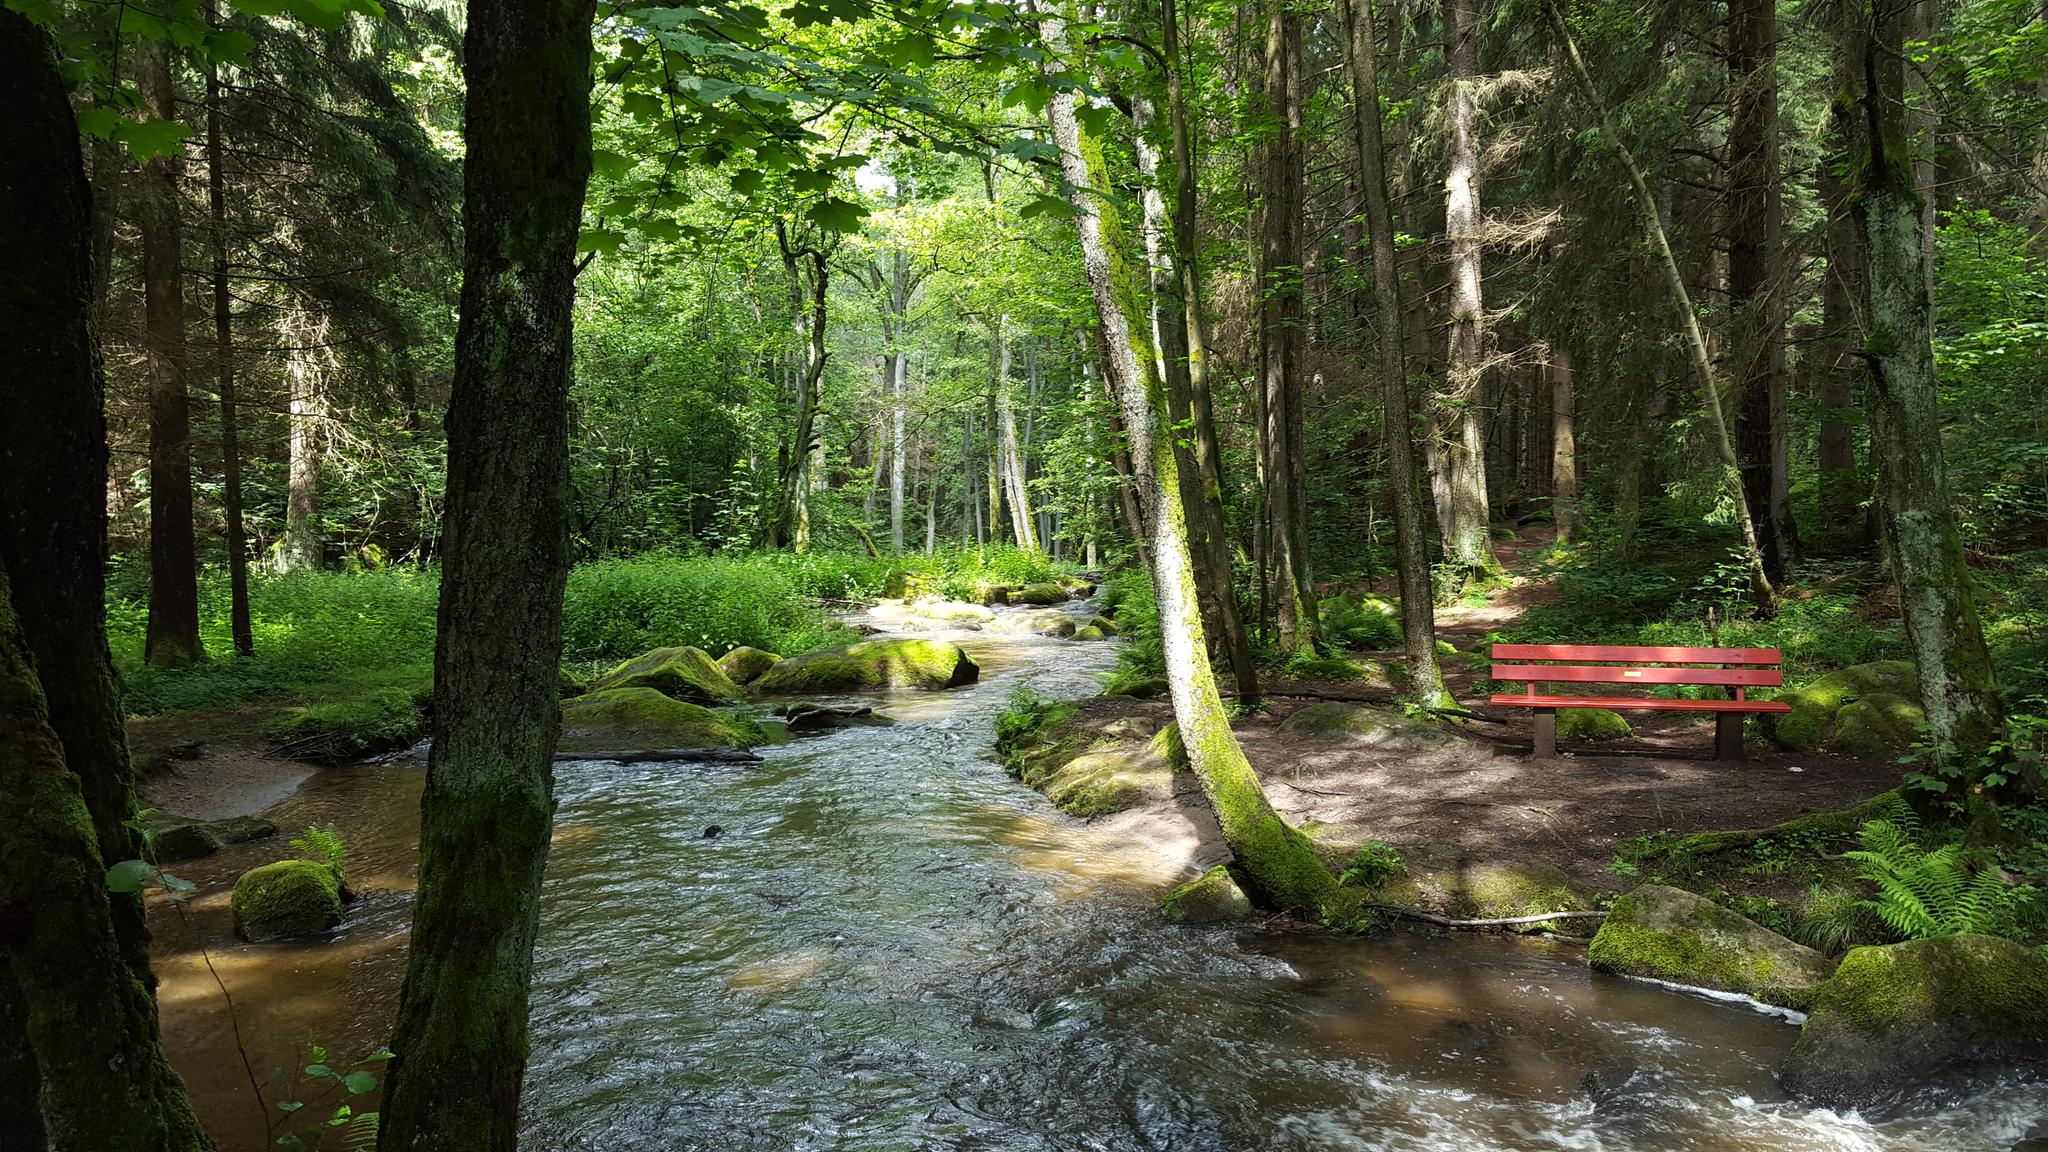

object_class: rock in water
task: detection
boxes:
[1013,582,1069,605]
[232,860,350,942]
[717,645,782,686]
[1277,702,1452,751]
[751,638,979,694]
[1779,934,2048,1118]
[907,597,996,626]
[1162,865,1253,924]
[559,687,761,752]
[1589,884,1835,1010]
[589,645,743,704]
[985,609,1077,638]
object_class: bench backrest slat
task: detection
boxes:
[1491,643,1781,665]
[1491,664,1783,688]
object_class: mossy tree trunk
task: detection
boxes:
[769,220,829,552]
[377,0,594,1145]
[1338,0,1450,707]
[1031,0,1334,912]
[1816,20,1868,556]
[204,0,254,655]
[0,16,211,1146]
[1843,3,2027,803]
[1545,0,1778,617]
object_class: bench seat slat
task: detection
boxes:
[1491,664,1783,687]
[1489,694,1791,714]
[1490,643,1782,665]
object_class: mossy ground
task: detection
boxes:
[995,695,1177,818]
[262,681,427,762]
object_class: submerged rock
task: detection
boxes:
[777,702,891,733]
[908,597,996,626]
[1589,884,1835,1010]
[559,687,761,752]
[986,609,1078,638]
[1278,702,1452,751]
[752,638,979,694]
[589,645,743,704]
[1767,661,1921,755]
[232,859,350,942]
[1162,865,1253,924]
[1558,707,1632,742]
[717,646,782,686]
[1779,934,2048,1118]
[148,814,281,862]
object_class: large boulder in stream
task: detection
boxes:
[717,646,782,686]
[232,860,351,942]
[751,638,978,694]
[559,687,761,752]
[589,645,742,704]
[1589,884,1835,1010]
[1013,582,1070,606]
[1278,702,1453,752]
[1766,661,1922,756]
[985,609,1077,638]
[1778,934,2048,1117]
[908,597,995,626]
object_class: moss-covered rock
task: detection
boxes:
[232,859,350,942]
[986,609,1077,638]
[1073,625,1108,641]
[751,638,979,694]
[558,687,761,752]
[1589,884,1835,1010]
[1278,702,1452,751]
[717,646,783,686]
[1163,865,1254,924]
[1004,711,1175,817]
[206,816,280,844]
[1778,934,2048,1117]
[558,666,588,699]
[154,822,224,862]
[1084,615,1119,637]
[1768,661,1921,754]
[1014,582,1069,605]
[908,597,995,626]
[1558,708,1633,742]
[1059,576,1098,597]
[882,568,932,599]
[1103,674,1168,699]
[973,583,1015,606]
[589,645,742,704]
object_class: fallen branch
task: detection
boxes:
[551,748,763,765]
[1361,903,1607,931]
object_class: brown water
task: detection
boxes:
[151,610,2048,1151]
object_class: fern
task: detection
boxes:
[342,1111,378,1152]
[1844,818,2029,940]
[291,823,348,873]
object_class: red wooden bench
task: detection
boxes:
[1489,644,1793,761]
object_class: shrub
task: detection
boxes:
[1338,841,1405,888]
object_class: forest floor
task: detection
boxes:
[131,707,318,821]
[1101,522,1902,898]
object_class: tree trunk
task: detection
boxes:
[1258,1,1319,654]
[1728,0,1798,583]
[277,304,328,573]
[138,39,203,667]
[0,17,212,1146]
[770,224,828,552]
[1817,24,1868,554]
[992,318,1040,551]
[1545,0,1778,615]
[1162,0,1259,703]
[890,344,907,552]
[1548,346,1578,541]
[1339,0,1451,706]
[378,0,594,1144]
[1437,0,1495,578]
[1845,3,2027,803]
[205,0,252,654]
[1034,0,1333,910]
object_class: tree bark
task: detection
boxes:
[1033,0,1334,911]
[1728,0,1798,582]
[1817,22,1868,554]
[378,0,594,1144]
[769,222,828,552]
[1436,0,1496,578]
[1161,0,1258,703]
[1545,0,1778,616]
[1548,346,1578,541]
[1339,0,1450,706]
[205,0,253,654]
[277,303,328,573]
[138,38,204,667]
[1845,3,2027,803]
[994,319,1039,551]
[1258,1,1319,654]
[0,16,212,1146]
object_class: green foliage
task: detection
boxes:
[1792,884,1878,956]
[1096,569,1162,687]
[290,824,348,875]
[271,1036,389,1151]
[992,687,1076,757]
[561,554,856,660]
[1845,809,2037,941]
[1337,840,1405,889]
[1318,595,1401,650]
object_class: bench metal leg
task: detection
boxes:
[1715,712,1745,761]
[1532,708,1557,758]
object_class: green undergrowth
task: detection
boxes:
[761,545,1077,604]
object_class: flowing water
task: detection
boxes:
[151,608,2047,1151]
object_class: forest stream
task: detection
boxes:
[148,605,2048,1151]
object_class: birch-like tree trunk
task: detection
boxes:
[1548,346,1578,541]
[277,304,329,573]
[379,0,594,1143]
[1031,0,1334,911]
[1845,1,2027,803]
[1339,0,1450,706]
[1436,0,1495,577]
